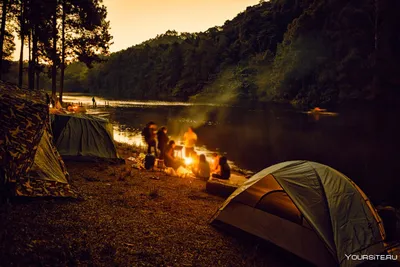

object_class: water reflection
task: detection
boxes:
[113,126,144,147]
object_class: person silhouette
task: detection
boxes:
[183,126,197,157]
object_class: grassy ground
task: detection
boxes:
[0,143,311,267]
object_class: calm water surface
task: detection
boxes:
[63,94,400,207]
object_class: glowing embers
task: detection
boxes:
[176,166,193,178]
[178,147,196,178]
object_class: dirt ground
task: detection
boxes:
[0,144,312,267]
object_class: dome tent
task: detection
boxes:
[50,113,123,163]
[0,81,75,197]
[211,161,394,267]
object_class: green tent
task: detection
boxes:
[51,113,123,163]
[0,81,75,197]
[211,161,396,267]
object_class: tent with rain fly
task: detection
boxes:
[0,81,75,197]
[50,113,123,163]
[211,160,396,267]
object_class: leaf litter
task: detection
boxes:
[0,144,308,266]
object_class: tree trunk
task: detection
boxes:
[36,57,40,90]
[28,30,34,90]
[35,51,39,90]
[18,41,24,87]
[0,0,9,80]
[51,2,58,99]
[18,1,25,88]
[28,31,31,62]
[60,0,66,103]
[32,26,37,90]
[371,0,379,97]
[374,0,379,51]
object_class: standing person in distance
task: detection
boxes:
[183,126,197,158]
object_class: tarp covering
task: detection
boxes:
[0,81,48,185]
[212,160,387,267]
[51,113,122,162]
[0,81,75,197]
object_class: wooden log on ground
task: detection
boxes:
[206,173,247,198]
[206,179,238,198]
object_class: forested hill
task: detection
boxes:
[56,0,400,106]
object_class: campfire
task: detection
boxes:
[170,145,196,178]
[184,157,193,166]
[174,145,194,166]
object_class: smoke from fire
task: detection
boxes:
[171,68,240,139]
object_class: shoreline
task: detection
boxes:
[60,90,400,110]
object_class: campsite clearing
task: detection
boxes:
[0,143,308,267]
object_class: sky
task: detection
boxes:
[13,0,260,59]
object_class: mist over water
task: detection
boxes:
[63,94,400,207]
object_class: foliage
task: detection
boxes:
[265,0,400,106]
[77,1,306,101]
[3,0,400,107]
[0,0,112,99]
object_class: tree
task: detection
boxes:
[57,0,112,102]
[50,0,58,97]
[0,0,10,79]
[18,0,25,87]
[0,0,111,94]
[4,0,399,107]
[60,0,66,101]
[22,0,54,90]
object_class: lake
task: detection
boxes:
[62,94,400,207]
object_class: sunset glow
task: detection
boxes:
[13,0,259,60]
[103,0,259,53]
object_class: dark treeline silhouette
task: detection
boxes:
[0,0,112,102]
[2,0,400,107]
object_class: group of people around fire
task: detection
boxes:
[141,122,230,180]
